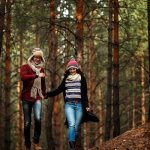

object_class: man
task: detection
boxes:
[20,48,46,150]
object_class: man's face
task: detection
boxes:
[33,55,42,65]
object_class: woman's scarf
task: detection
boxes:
[66,73,81,81]
[28,60,44,99]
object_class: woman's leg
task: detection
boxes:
[75,103,83,139]
[22,100,32,148]
[33,100,42,144]
[65,102,76,142]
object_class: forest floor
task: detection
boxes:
[101,123,150,150]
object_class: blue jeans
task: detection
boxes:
[65,102,83,142]
[22,100,42,147]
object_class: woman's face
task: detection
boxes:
[33,55,42,65]
[69,68,77,75]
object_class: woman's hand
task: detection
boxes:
[86,107,90,111]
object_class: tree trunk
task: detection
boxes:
[105,0,113,141]
[75,0,84,65]
[4,0,11,149]
[35,24,40,48]
[112,0,120,137]
[99,87,104,146]
[0,0,5,144]
[131,67,136,128]
[0,0,6,56]
[0,50,4,150]
[75,0,84,149]
[0,62,4,150]
[140,54,146,125]
[0,2,6,149]
[46,0,57,149]
[16,34,23,150]
[147,0,150,122]
[53,96,61,150]
[83,11,96,148]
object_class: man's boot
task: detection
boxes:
[33,143,42,150]
[25,141,31,150]
[25,146,31,150]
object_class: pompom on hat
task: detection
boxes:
[28,48,45,62]
[66,57,79,70]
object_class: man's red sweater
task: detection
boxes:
[20,64,46,102]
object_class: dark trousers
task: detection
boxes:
[22,100,42,147]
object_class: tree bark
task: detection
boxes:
[131,67,136,128]
[112,0,120,137]
[4,0,11,149]
[147,0,150,122]
[140,54,146,125]
[46,0,57,149]
[75,0,84,149]
[105,0,113,141]
[75,0,84,66]
[53,96,61,150]
[0,0,5,144]
[99,88,104,146]
[0,0,6,56]
[16,34,23,150]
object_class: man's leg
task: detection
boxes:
[22,100,32,149]
[33,100,42,150]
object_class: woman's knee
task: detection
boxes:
[68,123,75,128]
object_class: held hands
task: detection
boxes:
[44,94,48,99]
[44,92,50,99]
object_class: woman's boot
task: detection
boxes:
[69,141,76,150]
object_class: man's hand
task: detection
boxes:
[38,73,45,78]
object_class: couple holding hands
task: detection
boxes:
[20,48,99,150]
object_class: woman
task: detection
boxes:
[46,58,90,150]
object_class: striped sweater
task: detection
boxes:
[65,74,81,101]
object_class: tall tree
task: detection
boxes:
[46,0,57,149]
[140,54,146,125]
[53,96,61,150]
[75,0,84,65]
[0,1,6,149]
[131,66,136,128]
[147,0,150,122]
[0,0,6,56]
[75,0,84,149]
[105,0,113,141]
[87,20,97,149]
[112,0,120,137]
[16,35,23,150]
[4,0,11,149]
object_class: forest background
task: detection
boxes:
[0,0,149,150]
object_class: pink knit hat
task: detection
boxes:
[66,58,79,70]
